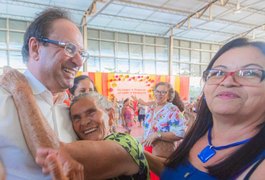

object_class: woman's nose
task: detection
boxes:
[219,75,240,87]
[80,117,91,126]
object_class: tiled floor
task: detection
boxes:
[115,122,144,142]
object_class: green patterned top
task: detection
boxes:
[104,132,150,180]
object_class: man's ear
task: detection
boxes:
[28,37,40,61]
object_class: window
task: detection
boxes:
[116,59,129,73]
[156,47,168,60]
[191,51,200,63]
[88,40,99,56]
[129,44,142,59]
[145,36,155,44]
[9,32,24,49]
[180,63,190,75]
[180,41,190,48]
[173,48,179,62]
[156,61,168,75]
[101,41,114,57]
[172,62,180,75]
[0,18,6,28]
[180,49,190,63]
[101,31,114,40]
[129,34,142,43]
[191,64,200,76]
[9,19,27,31]
[118,33,128,42]
[0,31,7,48]
[201,52,211,63]
[88,29,99,39]
[117,43,129,58]
[130,60,142,74]
[87,56,100,72]
[144,46,155,60]
[143,60,155,74]
[0,50,7,67]
[156,37,167,45]
[9,51,26,69]
[100,57,115,72]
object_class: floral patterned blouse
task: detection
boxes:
[143,103,186,140]
[104,133,150,180]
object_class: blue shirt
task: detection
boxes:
[161,160,216,180]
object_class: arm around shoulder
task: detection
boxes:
[64,139,139,179]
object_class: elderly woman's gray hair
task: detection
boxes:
[154,82,175,102]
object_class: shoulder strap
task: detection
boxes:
[243,157,265,180]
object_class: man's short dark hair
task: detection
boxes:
[22,8,71,63]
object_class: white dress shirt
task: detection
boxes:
[0,70,77,180]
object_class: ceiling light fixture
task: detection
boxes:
[234,0,241,14]
[209,5,213,20]
[220,0,229,6]
[188,18,191,29]
[252,30,256,39]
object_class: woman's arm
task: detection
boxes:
[0,67,82,179]
[144,150,165,176]
[0,67,60,157]
[63,140,139,179]
[131,95,154,106]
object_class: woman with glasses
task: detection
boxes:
[145,38,265,179]
[142,82,186,180]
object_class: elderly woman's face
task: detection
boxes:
[204,46,265,117]
[74,79,94,96]
[70,96,106,140]
[154,85,169,105]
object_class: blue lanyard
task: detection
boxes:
[198,126,251,163]
[208,126,251,150]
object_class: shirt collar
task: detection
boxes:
[23,70,68,105]
[24,70,47,95]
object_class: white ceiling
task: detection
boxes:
[1,0,265,44]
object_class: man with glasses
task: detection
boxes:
[0,8,87,179]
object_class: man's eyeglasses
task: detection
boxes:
[203,68,265,86]
[154,90,168,95]
[37,37,89,63]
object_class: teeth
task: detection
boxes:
[84,128,97,135]
[63,68,76,76]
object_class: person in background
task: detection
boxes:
[0,8,86,179]
[138,104,146,127]
[69,75,96,97]
[143,82,186,180]
[145,38,265,179]
[121,98,135,134]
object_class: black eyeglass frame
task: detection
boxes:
[37,37,89,62]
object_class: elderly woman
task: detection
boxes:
[146,38,265,179]
[0,69,149,179]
